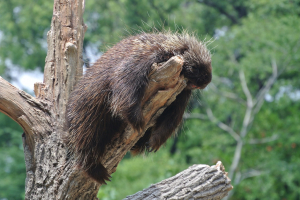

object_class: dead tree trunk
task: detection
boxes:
[0,0,232,199]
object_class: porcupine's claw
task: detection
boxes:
[85,163,111,185]
[126,105,145,133]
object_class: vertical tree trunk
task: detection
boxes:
[24,0,100,198]
[0,0,232,199]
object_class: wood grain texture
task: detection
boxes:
[124,162,232,200]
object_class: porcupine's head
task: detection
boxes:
[181,36,212,90]
[160,32,212,90]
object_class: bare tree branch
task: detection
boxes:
[234,169,266,185]
[209,82,246,105]
[0,77,52,148]
[206,107,240,141]
[183,113,208,120]
[241,169,265,181]
[124,162,233,200]
[239,70,253,138]
[225,70,255,196]
[222,62,281,200]
[239,70,253,106]
[251,60,278,118]
[248,134,278,144]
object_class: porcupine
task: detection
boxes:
[65,32,212,184]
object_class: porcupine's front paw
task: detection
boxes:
[126,106,145,132]
[129,113,145,133]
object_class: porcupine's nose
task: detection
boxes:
[191,83,208,89]
[196,70,212,89]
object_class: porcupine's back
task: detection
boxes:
[65,32,211,184]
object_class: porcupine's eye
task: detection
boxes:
[192,67,200,75]
[185,65,193,72]
[184,66,198,76]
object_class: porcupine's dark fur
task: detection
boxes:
[65,32,212,184]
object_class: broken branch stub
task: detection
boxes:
[124,161,233,200]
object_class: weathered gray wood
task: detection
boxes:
[124,162,232,200]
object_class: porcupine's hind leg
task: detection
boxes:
[81,112,126,184]
[132,89,192,153]
[67,84,127,184]
[82,155,111,185]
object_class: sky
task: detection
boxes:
[5,45,102,94]
[8,66,43,94]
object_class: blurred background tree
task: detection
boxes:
[0,0,299,199]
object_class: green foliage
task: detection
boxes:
[0,113,25,200]
[0,0,52,73]
[83,0,196,52]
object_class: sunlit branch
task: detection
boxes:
[241,169,265,181]
[239,70,253,138]
[239,70,253,107]
[248,134,278,144]
[206,107,240,141]
[251,60,278,118]
[223,58,282,200]
[183,113,207,120]
[234,169,265,185]
[209,82,246,105]
[0,76,43,134]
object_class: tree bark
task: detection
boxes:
[124,161,232,200]
[0,0,233,199]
